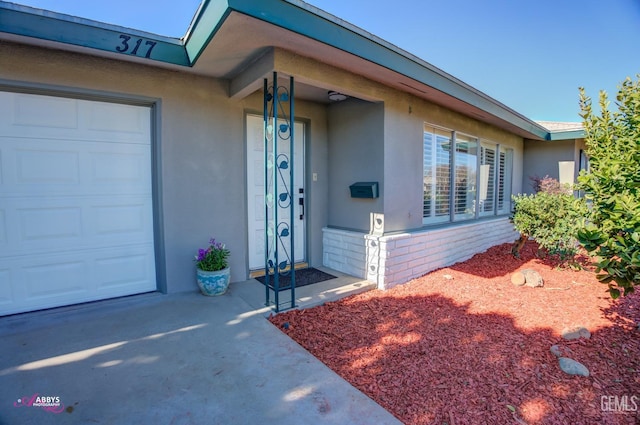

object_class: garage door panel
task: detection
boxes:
[4,196,153,256]
[7,198,87,253]
[24,260,87,299]
[20,206,83,241]
[1,92,150,144]
[0,138,150,196]
[16,149,80,184]
[0,149,3,185]
[86,102,149,136]
[93,203,148,236]
[0,91,156,315]
[91,244,156,292]
[0,244,156,315]
[12,93,78,130]
[91,151,149,185]
[95,251,154,291]
[0,209,6,244]
[0,268,13,307]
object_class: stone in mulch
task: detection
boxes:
[553,326,592,376]
[562,326,591,340]
[558,357,590,376]
[271,240,640,425]
[550,344,572,357]
[510,269,543,287]
[551,344,589,376]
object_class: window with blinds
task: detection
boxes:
[423,123,514,225]
[479,144,496,217]
[423,127,451,224]
[454,134,477,221]
[497,148,513,214]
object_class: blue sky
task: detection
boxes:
[13,0,640,122]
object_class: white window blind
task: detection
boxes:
[423,123,513,225]
[479,144,496,217]
[454,134,477,221]
[497,148,513,214]
[423,126,451,224]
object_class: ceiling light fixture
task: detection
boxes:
[328,90,347,102]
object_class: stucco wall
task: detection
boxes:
[0,42,330,292]
[1,40,530,298]
[274,49,524,232]
[327,99,384,232]
[522,139,575,194]
[382,90,524,231]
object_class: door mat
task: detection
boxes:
[256,268,337,291]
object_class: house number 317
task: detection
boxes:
[115,35,157,58]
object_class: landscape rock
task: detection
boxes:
[550,344,572,358]
[558,357,590,376]
[511,272,526,286]
[511,269,543,287]
[522,269,544,287]
[562,326,591,340]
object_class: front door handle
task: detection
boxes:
[298,188,304,220]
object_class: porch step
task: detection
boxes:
[231,268,376,313]
[249,262,309,279]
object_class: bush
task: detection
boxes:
[511,179,587,262]
[529,175,572,195]
[576,76,640,298]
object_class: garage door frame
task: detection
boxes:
[0,78,167,310]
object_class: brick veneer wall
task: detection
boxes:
[323,218,519,289]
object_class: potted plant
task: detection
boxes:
[194,238,231,296]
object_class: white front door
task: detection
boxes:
[0,91,156,315]
[246,114,305,270]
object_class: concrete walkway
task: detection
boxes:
[0,279,401,425]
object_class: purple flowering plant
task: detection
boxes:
[195,238,230,272]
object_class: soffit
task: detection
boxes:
[0,1,548,140]
[193,11,546,139]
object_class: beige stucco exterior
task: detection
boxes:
[1,39,527,295]
[523,138,587,194]
[278,50,525,233]
[0,42,333,292]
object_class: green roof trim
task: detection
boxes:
[547,129,586,141]
[0,2,189,66]
[0,0,562,141]
[184,0,232,63]
[218,0,549,140]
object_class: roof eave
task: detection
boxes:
[213,0,549,139]
[0,1,189,65]
[547,129,586,141]
[1,0,551,140]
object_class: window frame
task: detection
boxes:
[423,123,513,226]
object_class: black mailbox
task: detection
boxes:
[349,182,379,199]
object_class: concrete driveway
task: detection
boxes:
[0,281,401,425]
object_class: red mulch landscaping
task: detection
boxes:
[269,241,640,425]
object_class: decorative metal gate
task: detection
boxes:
[263,72,296,312]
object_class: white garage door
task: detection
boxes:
[0,91,157,316]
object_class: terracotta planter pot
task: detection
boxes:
[196,267,230,296]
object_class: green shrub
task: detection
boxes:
[511,179,587,262]
[576,76,640,298]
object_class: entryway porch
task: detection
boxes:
[234,265,375,313]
